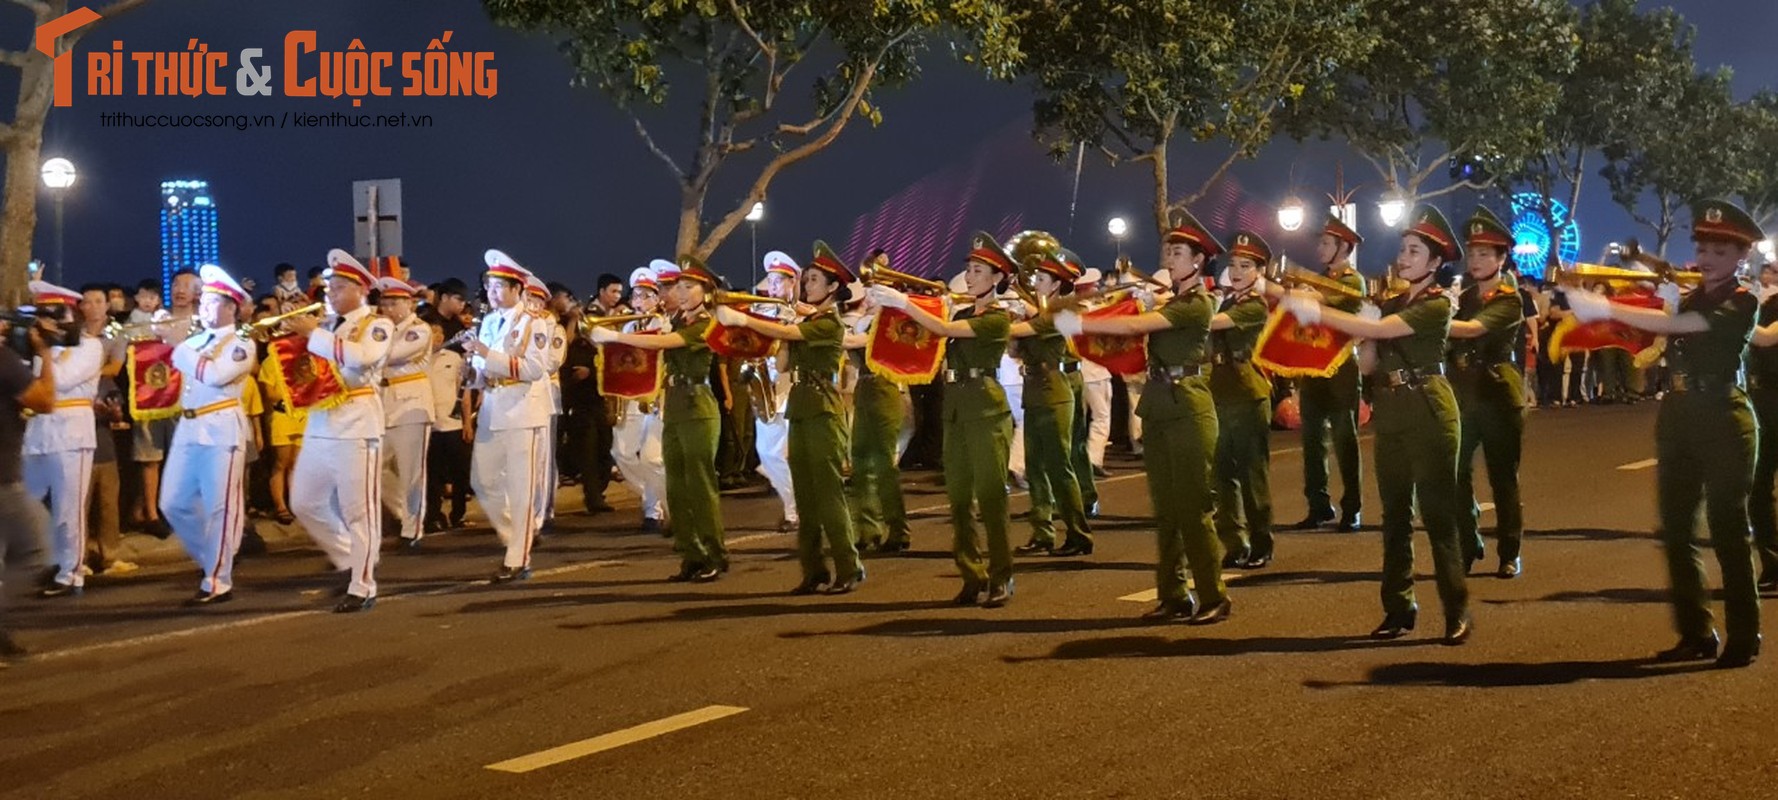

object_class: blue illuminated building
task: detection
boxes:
[159,180,219,299]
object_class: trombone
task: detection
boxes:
[859,263,948,295]
[579,312,661,334]
[105,315,202,341]
[1113,256,1170,288]
[712,289,793,308]
[1549,262,1700,290]
[1270,265,1364,301]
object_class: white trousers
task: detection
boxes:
[1005,383,1026,478]
[161,441,247,594]
[382,423,431,540]
[754,415,797,523]
[293,437,382,598]
[1083,378,1112,467]
[24,449,94,588]
[612,408,666,520]
[542,415,559,523]
[1123,373,1146,447]
[472,424,546,569]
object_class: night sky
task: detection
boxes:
[9,0,1777,293]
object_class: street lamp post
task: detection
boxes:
[1107,216,1128,259]
[747,201,765,286]
[40,157,76,286]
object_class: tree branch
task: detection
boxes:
[0,48,30,69]
[1179,147,1247,208]
[6,0,49,16]
[70,0,157,45]
[627,109,687,181]
[724,0,777,112]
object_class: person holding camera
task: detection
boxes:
[0,314,60,663]
[22,282,103,599]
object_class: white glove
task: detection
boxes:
[1759,282,1778,305]
[852,312,875,334]
[1565,288,1614,323]
[1053,310,1084,338]
[713,305,748,327]
[1656,281,1683,311]
[1281,294,1322,326]
[868,284,909,310]
[1358,302,1382,323]
[588,326,620,344]
[1133,288,1157,309]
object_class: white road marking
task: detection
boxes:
[1118,589,1158,603]
[1617,458,1658,471]
[485,705,749,773]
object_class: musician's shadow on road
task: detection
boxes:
[993,631,1430,663]
[1534,527,1654,543]
[1302,657,1716,689]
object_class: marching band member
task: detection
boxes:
[610,264,671,534]
[868,232,1018,607]
[1294,215,1368,533]
[1074,269,1115,482]
[461,251,555,583]
[590,258,729,582]
[526,274,568,535]
[844,292,912,553]
[1578,199,1764,667]
[24,282,103,598]
[1281,205,1471,643]
[714,242,864,593]
[1055,211,1231,625]
[1209,232,1276,569]
[1008,249,1093,558]
[285,250,395,612]
[1446,208,1528,578]
[375,276,436,550]
[158,265,256,606]
[751,252,800,532]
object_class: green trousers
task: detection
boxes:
[1373,381,1468,623]
[849,377,910,547]
[1656,390,1761,645]
[663,415,726,568]
[1024,383,1091,549]
[1214,395,1273,559]
[1748,387,1778,580]
[1299,367,1363,518]
[789,412,861,581]
[1456,396,1525,563]
[1143,399,1224,606]
[1068,374,1098,510]
[944,410,1013,586]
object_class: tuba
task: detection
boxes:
[1004,230,1062,310]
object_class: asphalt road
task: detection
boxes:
[4,402,1777,799]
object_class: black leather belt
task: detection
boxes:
[1377,363,1445,388]
[1021,361,1080,376]
[1668,372,1741,394]
[664,374,707,388]
[1149,365,1202,380]
[1210,353,1251,366]
[792,371,838,386]
[943,368,993,383]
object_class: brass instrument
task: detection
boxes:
[579,312,660,333]
[712,290,793,308]
[241,302,324,340]
[1272,265,1364,301]
[1004,230,1062,311]
[1549,262,1700,290]
[104,315,201,341]
[1045,280,1152,313]
[859,263,949,295]
[1113,255,1170,288]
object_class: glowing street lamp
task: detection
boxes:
[1377,192,1407,228]
[40,157,76,286]
[1277,197,1306,232]
[746,201,765,285]
[1107,216,1128,258]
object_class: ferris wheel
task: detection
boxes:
[1506,193,1581,280]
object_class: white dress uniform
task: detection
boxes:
[471,252,555,574]
[378,284,436,544]
[612,314,668,524]
[292,251,395,603]
[751,253,800,528]
[158,267,257,599]
[23,283,103,593]
[999,351,1026,480]
[1074,271,1114,470]
[532,297,568,532]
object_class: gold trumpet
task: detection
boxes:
[1113,256,1170,288]
[1550,263,1700,290]
[712,289,793,308]
[579,312,661,333]
[242,302,325,339]
[105,316,203,341]
[859,263,950,295]
[1272,265,1364,300]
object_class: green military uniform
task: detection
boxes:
[1449,207,1527,577]
[661,306,727,576]
[1298,214,1368,529]
[1141,288,1225,612]
[1210,234,1275,567]
[1651,198,1763,665]
[943,304,1014,594]
[1068,347,1100,516]
[1746,289,1778,588]
[1017,313,1092,555]
[847,346,912,550]
[784,306,862,586]
[1371,206,1469,638]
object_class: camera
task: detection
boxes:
[1,306,83,360]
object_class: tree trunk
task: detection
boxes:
[1,39,54,306]
[1148,129,1172,238]
[675,189,702,262]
